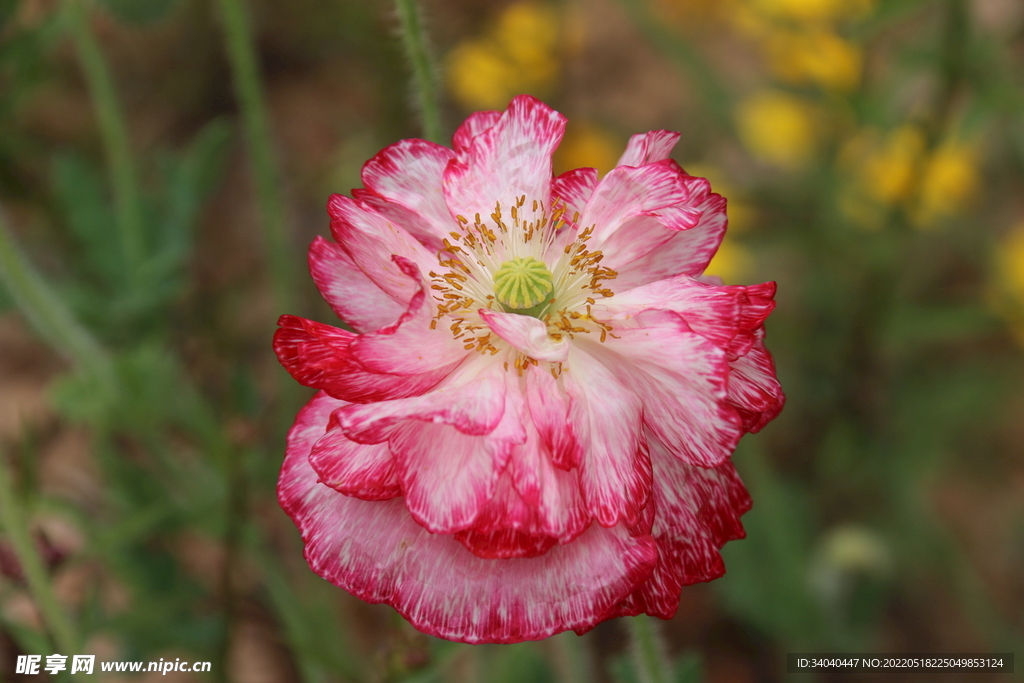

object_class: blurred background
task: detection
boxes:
[0,0,1022,680]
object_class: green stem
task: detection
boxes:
[0,448,80,656]
[0,211,113,387]
[395,0,443,143]
[628,615,673,683]
[65,0,144,282]
[214,0,295,312]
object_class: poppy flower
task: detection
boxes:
[274,95,784,643]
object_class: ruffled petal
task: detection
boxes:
[562,346,651,527]
[524,365,580,470]
[605,436,749,619]
[351,189,445,254]
[617,130,680,167]
[585,310,744,468]
[308,236,405,332]
[309,414,400,500]
[582,161,693,248]
[278,391,658,644]
[727,337,785,433]
[478,309,569,362]
[610,190,728,288]
[360,139,455,242]
[328,194,439,303]
[444,95,566,232]
[452,110,502,153]
[273,315,453,403]
[457,385,588,555]
[348,256,468,374]
[597,275,777,359]
[336,354,507,444]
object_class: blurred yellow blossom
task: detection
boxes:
[705,236,754,283]
[992,223,1024,345]
[446,3,560,111]
[841,126,980,228]
[749,0,877,23]
[763,28,862,91]
[554,122,621,176]
[737,90,819,168]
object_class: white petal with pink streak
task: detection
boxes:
[278,392,658,643]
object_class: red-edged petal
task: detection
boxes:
[582,161,689,244]
[452,110,502,152]
[605,436,750,620]
[336,354,507,444]
[478,309,569,362]
[444,95,566,232]
[617,130,680,167]
[273,315,452,403]
[279,393,657,643]
[597,276,777,359]
[360,139,455,242]
[308,236,405,332]
[309,419,400,500]
[348,256,467,374]
[351,189,445,254]
[562,346,651,528]
[588,310,744,468]
[611,190,728,288]
[457,385,587,553]
[524,365,580,470]
[328,194,438,303]
[727,337,785,433]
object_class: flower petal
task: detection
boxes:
[524,365,580,470]
[610,191,728,288]
[360,139,455,242]
[587,310,744,468]
[606,436,749,619]
[478,309,569,362]
[348,256,468,374]
[328,194,438,303]
[727,336,785,433]
[336,354,506,444]
[444,95,566,231]
[452,110,502,152]
[597,276,777,359]
[308,236,405,332]
[279,395,657,643]
[273,315,453,403]
[617,130,680,167]
[309,415,400,500]
[582,161,692,247]
[387,366,525,533]
[562,346,651,527]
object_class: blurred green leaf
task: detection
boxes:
[52,152,122,286]
[673,653,705,683]
[93,0,180,25]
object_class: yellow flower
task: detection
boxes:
[446,3,560,111]
[705,236,754,283]
[764,28,862,91]
[554,122,621,176]
[737,90,819,168]
[749,0,877,23]
[840,126,980,227]
[992,223,1024,345]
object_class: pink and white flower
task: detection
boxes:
[274,96,784,643]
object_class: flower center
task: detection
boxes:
[492,256,554,316]
[425,196,620,364]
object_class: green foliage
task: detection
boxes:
[93,0,180,25]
